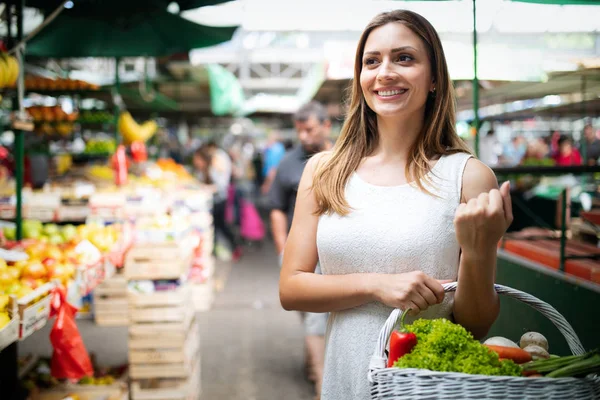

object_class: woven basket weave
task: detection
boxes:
[368,282,600,399]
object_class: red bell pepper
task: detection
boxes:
[387,310,418,368]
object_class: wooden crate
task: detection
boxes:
[130,358,201,400]
[18,282,55,340]
[94,274,128,327]
[0,296,19,351]
[129,342,198,380]
[129,320,199,366]
[128,289,194,330]
[125,235,196,280]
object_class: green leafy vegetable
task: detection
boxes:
[393,318,522,376]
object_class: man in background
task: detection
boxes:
[582,123,600,165]
[268,101,331,399]
[260,132,286,195]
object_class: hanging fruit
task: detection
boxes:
[0,52,19,88]
[118,111,157,145]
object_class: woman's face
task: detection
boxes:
[360,22,434,119]
[193,155,207,171]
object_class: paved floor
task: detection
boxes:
[199,242,315,400]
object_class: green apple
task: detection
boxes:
[23,220,43,239]
[3,226,15,241]
[48,234,64,245]
[61,224,77,242]
[43,224,60,236]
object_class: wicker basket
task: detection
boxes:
[368,282,600,399]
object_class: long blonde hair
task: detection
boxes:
[312,10,471,216]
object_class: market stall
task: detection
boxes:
[0,0,236,398]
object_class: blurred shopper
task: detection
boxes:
[582,123,600,165]
[260,132,286,195]
[554,135,582,166]
[500,136,527,166]
[194,143,243,262]
[478,129,500,166]
[550,130,562,157]
[268,101,331,399]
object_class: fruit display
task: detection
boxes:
[20,357,127,396]
[155,158,193,180]
[0,52,19,89]
[24,76,100,92]
[27,105,79,122]
[0,221,121,295]
[0,293,11,329]
[118,111,157,145]
[84,138,116,155]
[79,110,113,124]
[85,165,115,181]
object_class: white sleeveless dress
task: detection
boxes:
[316,152,472,399]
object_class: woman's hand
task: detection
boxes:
[454,181,513,255]
[372,271,446,313]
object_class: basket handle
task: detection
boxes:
[368,282,586,383]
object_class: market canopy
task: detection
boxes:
[25,0,231,13]
[512,0,600,4]
[26,10,237,58]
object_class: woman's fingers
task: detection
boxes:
[424,277,446,304]
[410,291,429,312]
[500,181,513,223]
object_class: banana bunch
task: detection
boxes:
[0,53,19,88]
[118,111,157,145]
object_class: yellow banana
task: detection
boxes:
[139,120,157,142]
[5,55,19,86]
[119,111,157,144]
[118,111,141,144]
[0,57,8,88]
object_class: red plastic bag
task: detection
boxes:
[49,286,94,380]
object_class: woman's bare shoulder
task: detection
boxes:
[307,150,333,172]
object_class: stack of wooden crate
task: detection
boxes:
[126,230,200,400]
[93,273,128,326]
[128,285,200,400]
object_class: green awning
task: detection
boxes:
[25,0,231,13]
[511,0,600,4]
[27,10,237,58]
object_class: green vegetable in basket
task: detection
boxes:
[523,349,600,378]
[393,318,522,377]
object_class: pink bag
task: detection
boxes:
[240,199,265,241]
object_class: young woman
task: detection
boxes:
[194,145,242,262]
[279,10,513,399]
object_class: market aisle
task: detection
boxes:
[199,242,315,400]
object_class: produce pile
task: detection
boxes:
[0,221,120,296]
[391,318,521,376]
[20,356,126,392]
[23,76,100,91]
[0,293,12,328]
[84,138,116,155]
[389,316,600,380]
